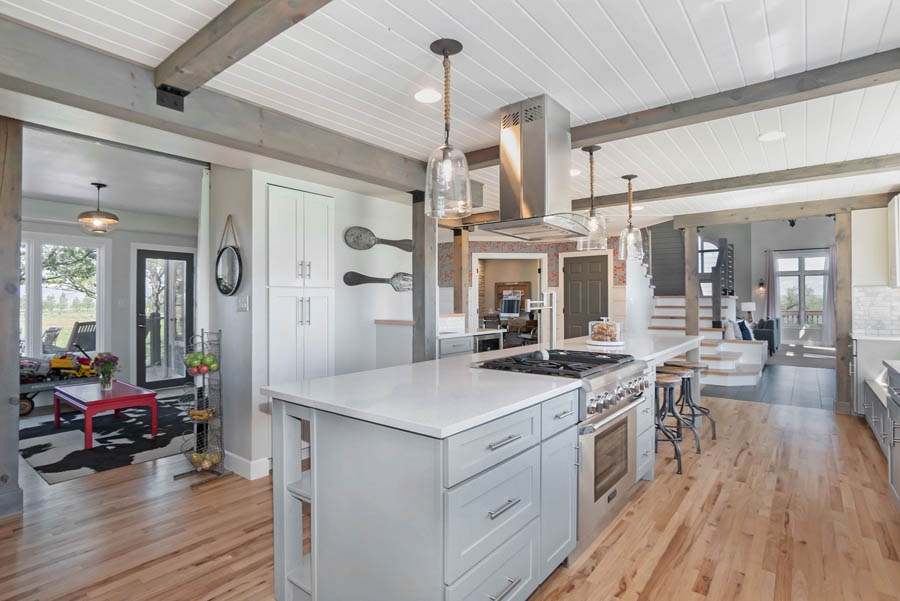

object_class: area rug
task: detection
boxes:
[19,397,193,484]
[766,343,836,369]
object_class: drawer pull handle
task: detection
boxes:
[642,406,651,414]
[488,497,521,520]
[487,434,522,451]
[488,576,521,601]
[642,449,651,457]
[554,409,575,420]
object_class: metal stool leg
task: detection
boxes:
[669,379,701,454]
[685,369,717,441]
[655,385,683,474]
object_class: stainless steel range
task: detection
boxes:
[478,348,652,563]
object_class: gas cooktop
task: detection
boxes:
[477,349,634,379]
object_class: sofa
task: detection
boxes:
[753,317,781,355]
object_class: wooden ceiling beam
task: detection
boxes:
[155,0,332,94]
[671,193,893,229]
[572,153,900,211]
[467,48,900,171]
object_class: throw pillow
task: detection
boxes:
[724,320,736,341]
[737,320,753,341]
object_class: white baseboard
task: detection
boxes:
[225,451,271,480]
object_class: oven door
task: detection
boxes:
[577,403,637,545]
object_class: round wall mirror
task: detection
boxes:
[215,245,242,296]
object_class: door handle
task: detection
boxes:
[297,260,304,280]
[574,442,582,471]
[305,297,311,326]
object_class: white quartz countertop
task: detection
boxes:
[883,360,900,375]
[853,333,900,341]
[261,333,701,439]
[437,328,507,339]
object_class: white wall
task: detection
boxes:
[22,198,197,406]
[332,190,412,375]
[750,216,836,310]
[852,207,889,287]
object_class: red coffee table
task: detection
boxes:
[54,381,158,450]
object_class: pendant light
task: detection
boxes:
[424,38,471,219]
[617,175,643,261]
[576,144,607,251]
[77,182,119,234]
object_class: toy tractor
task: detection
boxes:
[19,344,100,416]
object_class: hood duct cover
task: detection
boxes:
[479,94,592,241]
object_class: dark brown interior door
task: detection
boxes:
[563,255,609,339]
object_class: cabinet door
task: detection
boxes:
[889,402,900,503]
[268,185,303,287]
[540,425,577,580]
[302,288,334,379]
[268,289,304,386]
[302,191,333,288]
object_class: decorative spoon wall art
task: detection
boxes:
[342,271,412,292]
[344,226,414,252]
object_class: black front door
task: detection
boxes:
[563,255,609,339]
[136,249,194,389]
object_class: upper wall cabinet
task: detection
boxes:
[268,184,334,288]
[852,206,890,287]
[890,196,900,288]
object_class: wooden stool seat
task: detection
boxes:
[656,365,692,377]
[655,373,681,387]
[665,360,708,371]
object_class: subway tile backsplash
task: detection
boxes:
[853,286,900,336]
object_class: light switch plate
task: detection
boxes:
[237,296,250,312]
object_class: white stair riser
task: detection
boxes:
[701,358,738,370]
[719,341,768,364]
[653,307,721,317]
[650,318,713,328]
[653,297,736,309]
[648,328,723,340]
[701,373,760,387]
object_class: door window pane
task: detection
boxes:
[777,257,799,272]
[778,276,800,325]
[144,257,188,383]
[41,244,97,354]
[700,282,712,296]
[804,256,827,271]
[805,275,825,324]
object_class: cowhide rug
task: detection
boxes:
[19,398,193,484]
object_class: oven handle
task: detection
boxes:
[579,393,644,435]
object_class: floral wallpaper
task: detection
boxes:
[438,237,625,288]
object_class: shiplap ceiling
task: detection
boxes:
[3,0,899,215]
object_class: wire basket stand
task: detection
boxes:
[174,329,229,486]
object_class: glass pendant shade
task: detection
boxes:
[425,143,471,218]
[617,224,644,261]
[78,182,118,233]
[77,210,119,233]
[576,212,607,250]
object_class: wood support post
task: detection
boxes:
[835,213,853,414]
[412,191,437,362]
[684,227,700,338]
[452,229,469,323]
[0,116,23,518]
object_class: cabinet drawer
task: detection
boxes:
[446,517,540,601]
[443,405,541,488]
[541,390,579,440]
[440,336,474,356]
[636,427,654,481]
[635,394,654,435]
[445,446,540,584]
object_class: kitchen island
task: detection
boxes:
[261,333,701,601]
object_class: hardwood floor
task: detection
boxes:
[2,397,898,601]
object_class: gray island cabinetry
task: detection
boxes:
[262,334,701,601]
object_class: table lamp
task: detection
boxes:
[740,301,757,322]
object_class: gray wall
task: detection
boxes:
[750,216,835,309]
[209,166,254,462]
[648,221,685,296]
[22,198,198,406]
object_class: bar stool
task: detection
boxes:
[655,365,702,454]
[654,373,683,475]
[664,360,717,442]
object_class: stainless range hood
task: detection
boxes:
[478,95,591,241]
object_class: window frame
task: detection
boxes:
[20,230,111,358]
[773,249,828,328]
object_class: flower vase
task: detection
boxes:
[100,374,113,391]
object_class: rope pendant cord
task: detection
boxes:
[443,54,451,144]
[217,214,240,252]
[589,151,595,216]
[627,179,633,223]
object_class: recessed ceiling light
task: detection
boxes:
[758,130,786,142]
[570,168,581,177]
[414,88,441,103]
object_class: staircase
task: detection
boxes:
[649,296,767,386]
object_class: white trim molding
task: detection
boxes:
[225,450,271,480]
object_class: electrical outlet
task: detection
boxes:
[237,296,250,312]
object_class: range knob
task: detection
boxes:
[642,377,650,390]
[587,396,601,414]
[628,380,640,394]
[615,386,626,402]
[600,392,612,409]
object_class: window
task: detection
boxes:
[19,233,107,358]
[774,251,828,327]
[698,239,719,274]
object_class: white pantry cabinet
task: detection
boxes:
[268,288,334,386]
[267,184,334,289]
